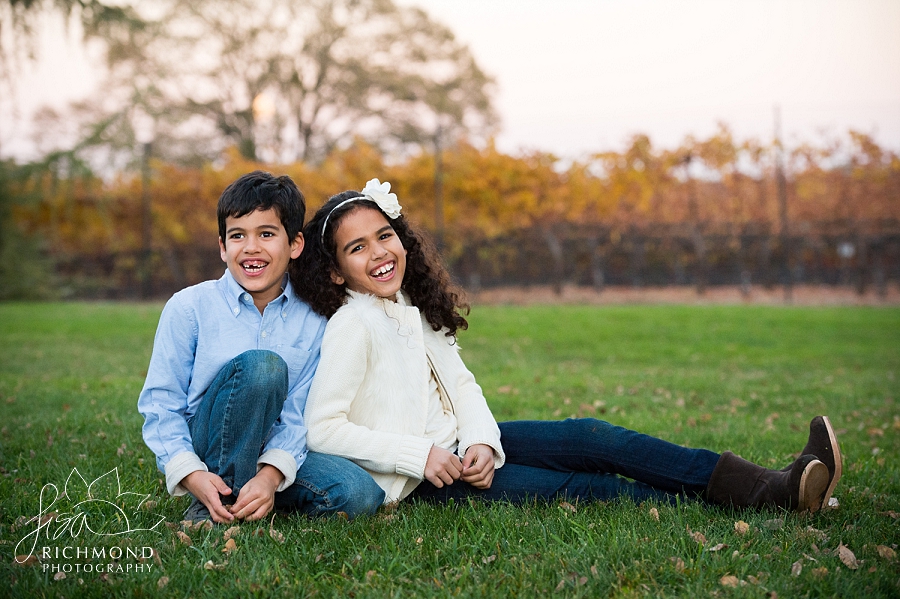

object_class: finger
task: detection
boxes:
[426,473,444,488]
[244,501,273,522]
[205,497,234,522]
[210,475,232,496]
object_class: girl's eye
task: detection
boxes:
[379,232,393,241]
[349,244,364,253]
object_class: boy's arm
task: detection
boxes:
[138,295,208,495]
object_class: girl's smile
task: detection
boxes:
[331,206,407,300]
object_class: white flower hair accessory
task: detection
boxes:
[321,178,403,241]
[361,178,402,219]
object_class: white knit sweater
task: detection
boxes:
[304,290,506,503]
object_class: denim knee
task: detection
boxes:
[233,350,287,381]
[328,469,385,517]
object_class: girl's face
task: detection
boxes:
[331,206,407,301]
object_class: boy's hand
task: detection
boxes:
[229,465,284,521]
[460,444,495,489]
[424,446,462,488]
[181,471,234,523]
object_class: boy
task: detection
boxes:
[138,171,384,523]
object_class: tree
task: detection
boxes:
[29,0,497,166]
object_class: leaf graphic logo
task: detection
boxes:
[14,467,164,562]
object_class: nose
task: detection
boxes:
[371,241,388,259]
[244,234,261,253]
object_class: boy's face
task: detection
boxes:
[219,208,303,310]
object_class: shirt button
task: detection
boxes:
[233,307,239,315]
[261,332,268,338]
[282,312,287,318]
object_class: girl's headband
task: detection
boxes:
[321,178,402,241]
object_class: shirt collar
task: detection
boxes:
[220,270,292,319]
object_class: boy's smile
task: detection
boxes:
[219,208,304,312]
[331,207,406,301]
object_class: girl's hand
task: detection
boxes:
[424,446,462,488]
[460,444,495,489]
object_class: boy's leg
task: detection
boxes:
[274,452,385,518]
[189,350,288,496]
[498,419,720,497]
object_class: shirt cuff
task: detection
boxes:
[165,451,208,496]
[395,436,435,479]
[257,449,297,492]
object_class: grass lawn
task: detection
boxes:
[1,302,898,598]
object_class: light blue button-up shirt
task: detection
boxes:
[138,270,326,495]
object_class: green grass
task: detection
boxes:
[1,302,898,598]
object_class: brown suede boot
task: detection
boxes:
[706,452,829,512]
[781,416,842,509]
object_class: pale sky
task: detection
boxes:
[3,0,899,160]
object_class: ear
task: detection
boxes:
[330,270,345,286]
[290,232,305,260]
[218,237,227,263]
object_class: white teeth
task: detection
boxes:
[243,262,266,272]
[372,263,394,277]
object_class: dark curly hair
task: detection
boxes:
[290,190,469,337]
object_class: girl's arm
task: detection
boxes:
[443,345,507,470]
[304,309,435,480]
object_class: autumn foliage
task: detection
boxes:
[6,126,900,298]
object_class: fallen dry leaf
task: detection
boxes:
[691,531,707,545]
[157,576,169,588]
[269,528,285,543]
[223,526,241,541]
[763,518,784,531]
[14,555,38,566]
[590,565,599,578]
[669,557,686,573]
[790,560,803,577]
[876,545,896,560]
[734,520,750,535]
[708,543,728,552]
[482,555,496,564]
[54,571,66,581]
[176,531,192,546]
[811,567,828,578]
[720,575,739,588]
[365,570,376,582]
[559,501,577,514]
[222,538,237,554]
[837,543,859,569]
[649,507,660,521]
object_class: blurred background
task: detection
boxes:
[1,0,898,301]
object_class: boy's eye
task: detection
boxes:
[229,233,244,240]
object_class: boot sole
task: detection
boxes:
[820,415,843,509]
[798,459,829,513]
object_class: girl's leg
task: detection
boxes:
[497,419,830,511]
[498,419,719,497]
[409,462,677,505]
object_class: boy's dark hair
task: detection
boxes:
[291,190,469,337]
[217,171,306,242]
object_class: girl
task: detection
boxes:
[291,179,841,512]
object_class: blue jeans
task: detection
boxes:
[410,419,720,505]
[189,350,384,517]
